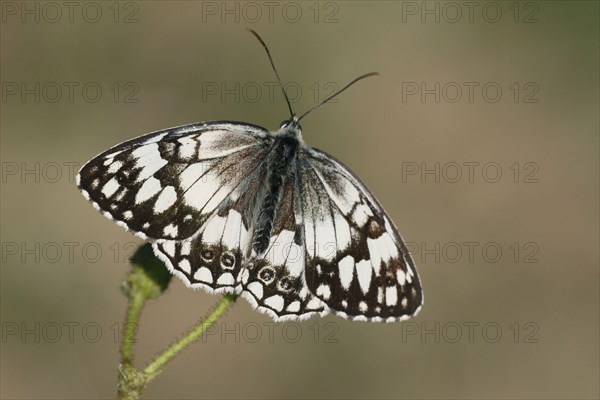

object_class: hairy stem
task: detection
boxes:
[116,245,236,399]
[143,294,237,378]
[121,290,145,365]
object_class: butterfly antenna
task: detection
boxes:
[297,72,379,122]
[247,28,295,120]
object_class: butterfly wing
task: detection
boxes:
[76,121,272,241]
[77,121,272,293]
[151,161,268,293]
[299,148,423,322]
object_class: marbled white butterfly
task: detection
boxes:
[76,30,423,322]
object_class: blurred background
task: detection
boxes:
[1,1,598,399]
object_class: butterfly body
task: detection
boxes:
[252,119,302,256]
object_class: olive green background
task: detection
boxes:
[1,1,598,399]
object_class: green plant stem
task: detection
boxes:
[120,291,146,365]
[117,293,237,399]
[117,244,237,399]
[143,293,237,378]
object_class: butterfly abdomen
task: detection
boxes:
[252,133,300,256]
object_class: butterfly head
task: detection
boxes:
[277,116,303,140]
[279,115,301,130]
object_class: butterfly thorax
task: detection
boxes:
[252,123,303,256]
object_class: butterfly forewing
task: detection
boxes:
[299,148,423,322]
[77,122,271,241]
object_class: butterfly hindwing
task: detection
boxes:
[151,161,271,293]
[299,148,423,322]
[76,121,271,241]
[240,173,328,321]
[152,206,252,293]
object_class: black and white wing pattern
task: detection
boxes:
[77,119,423,323]
[298,148,423,322]
[152,167,327,320]
[77,121,271,296]
[77,122,328,320]
[77,121,271,242]
[239,171,328,321]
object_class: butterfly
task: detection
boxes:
[76,29,423,322]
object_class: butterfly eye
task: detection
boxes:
[279,120,289,129]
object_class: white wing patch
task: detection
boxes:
[136,177,162,204]
[338,255,355,290]
[154,186,177,213]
